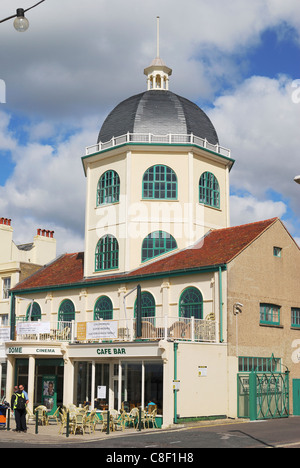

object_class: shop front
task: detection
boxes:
[68,341,171,427]
[5,340,174,427]
[5,343,64,415]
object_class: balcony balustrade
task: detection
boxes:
[85,132,231,159]
[1,316,218,344]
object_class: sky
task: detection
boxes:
[0,0,299,255]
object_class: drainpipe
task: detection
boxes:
[174,342,178,424]
[10,293,16,341]
[218,266,224,343]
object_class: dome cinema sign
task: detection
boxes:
[6,346,62,356]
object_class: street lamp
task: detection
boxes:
[294,176,300,185]
[0,0,45,32]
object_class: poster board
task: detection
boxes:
[42,375,57,415]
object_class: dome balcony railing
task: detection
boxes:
[86,132,231,158]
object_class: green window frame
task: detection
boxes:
[94,296,113,321]
[134,291,156,319]
[179,287,203,319]
[260,303,280,326]
[26,302,41,321]
[141,231,177,262]
[142,165,177,199]
[199,171,220,208]
[58,299,75,322]
[291,308,300,328]
[238,356,281,372]
[95,235,119,271]
[273,246,282,257]
[97,170,120,206]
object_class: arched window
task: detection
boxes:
[141,231,177,262]
[143,165,177,200]
[97,170,120,205]
[199,172,220,208]
[58,299,75,322]
[94,296,113,321]
[95,235,119,271]
[134,291,156,319]
[26,302,41,321]
[179,287,203,319]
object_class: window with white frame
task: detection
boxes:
[2,277,11,300]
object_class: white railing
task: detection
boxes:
[13,321,74,343]
[7,316,218,344]
[85,132,231,159]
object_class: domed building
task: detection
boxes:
[82,51,233,278]
[8,29,298,429]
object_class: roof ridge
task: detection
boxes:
[211,217,278,234]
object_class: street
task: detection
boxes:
[1,417,300,450]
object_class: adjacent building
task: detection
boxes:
[0,218,56,399]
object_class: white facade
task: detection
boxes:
[83,145,232,278]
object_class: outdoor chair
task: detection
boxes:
[117,410,129,430]
[84,410,98,434]
[26,406,36,423]
[147,408,158,428]
[136,408,148,429]
[72,412,86,435]
[58,409,68,434]
[34,405,48,426]
[100,411,114,432]
[128,407,139,428]
[47,407,61,424]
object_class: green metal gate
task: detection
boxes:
[238,365,289,420]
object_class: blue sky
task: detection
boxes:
[0,0,300,253]
[248,28,300,78]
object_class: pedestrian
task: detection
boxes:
[10,385,18,414]
[14,384,29,433]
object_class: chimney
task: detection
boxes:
[0,217,13,263]
[37,229,55,238]
[33,228,56,265]
[0,218,11,226]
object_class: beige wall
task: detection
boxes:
[83,144,231,278]
[227,219,300,413]
[176,342,228,418]
[14,271,224,326]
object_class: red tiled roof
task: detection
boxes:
[128,217,279,276]
[12,218,278,292]
[12,252,85,291]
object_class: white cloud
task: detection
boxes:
[230,194,287,227]
[294,237,300,247]
[0,110,16,151]
[0,112,99,254]
[208,75,300,227]
[1,0,300,254]
[1,0,300,121]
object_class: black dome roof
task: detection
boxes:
[98,90,219,145]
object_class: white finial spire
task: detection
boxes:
[144,16,172,91]
[157,16,160,58]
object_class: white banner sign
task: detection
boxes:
[17,322,51,335]
[0,327,10,342]
[86,321,118,340]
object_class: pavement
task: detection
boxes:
[0,416,246,446]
